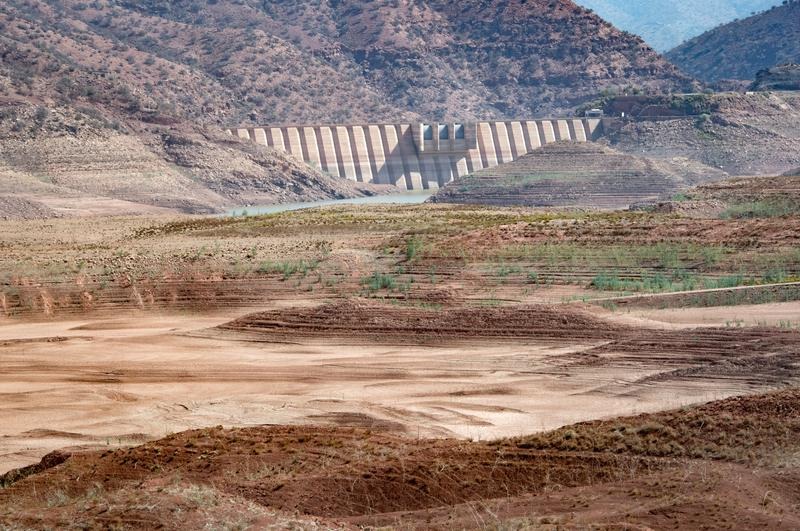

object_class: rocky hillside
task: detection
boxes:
[575,0,782,51]
[0,104,382,217]
[601,91,800,176]
[751,64,800,91]
[666,1,800,82]
[1,0,692,125]
[0,2,391,216]
[430,142,727,209]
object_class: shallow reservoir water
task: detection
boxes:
[225,190,433,216]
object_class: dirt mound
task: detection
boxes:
[0,425,664,527]
[515,387,800,464]
[430,141,727,209]
[751,63,800,92]
[585,327,800,390]
[4,389,800,528]
[218,299,629,344]
[0,451,69,489]
[639,199,727,218]
[0,196,60,220]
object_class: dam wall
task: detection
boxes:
[229,119,603,190]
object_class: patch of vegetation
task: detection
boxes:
[361,272,397,292]
[405,236,424,261]
[720,199,800,219]
[588,271,785,294]
[496,242,729,271]
[670,93,717,115]
[496,263,522,278]
[257,259,319,280]
[501,172,585,185]
[671,192,691,202]
[599,281,800,311]
[591,272,688,293]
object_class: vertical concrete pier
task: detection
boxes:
[230,119,602,190]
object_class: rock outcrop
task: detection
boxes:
[751,64,800,92]
[600,91,800,176]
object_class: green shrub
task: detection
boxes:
[405,237,424,261]
[362,272,397,291]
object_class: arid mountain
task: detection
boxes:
[666,1,800,82]
[0,104,382,217]
[1,0,692,126]
[575,0,782,51]
[231,0,694,121]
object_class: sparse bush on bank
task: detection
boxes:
[588,269,800,294]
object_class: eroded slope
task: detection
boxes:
[430,141,727,208]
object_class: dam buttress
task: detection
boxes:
[228,119,603,190]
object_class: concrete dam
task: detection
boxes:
[228,119,603,190]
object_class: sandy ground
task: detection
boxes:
[2,303,796,475]
[630,301,800,328]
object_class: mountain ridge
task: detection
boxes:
[666,1,800,82]
[1,0,693,125]
[575,0,783,51]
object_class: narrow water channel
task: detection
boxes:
[225,190,434,216]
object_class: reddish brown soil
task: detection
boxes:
[218,300,800,393]
[515,389,800,462]
[693,174,800,202]
[220,299,800,353]
[218,299,631,344]
[3,389,800,529]
[443,216,800,256]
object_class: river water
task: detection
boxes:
[225,190,434,216]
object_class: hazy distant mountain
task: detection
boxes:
[575,0,783,51]
[667,1,800,82]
